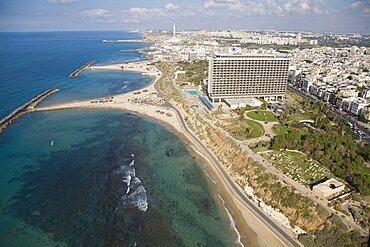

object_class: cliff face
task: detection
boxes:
[158,62,326,232]
[156,62,367,246]
[195,118,327,232]
[190,114,367,246]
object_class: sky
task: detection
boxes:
[0,0,370,33]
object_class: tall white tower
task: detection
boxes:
[296,32,302,43]
[173,22,176,38]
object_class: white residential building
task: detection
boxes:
[350,98,368,115]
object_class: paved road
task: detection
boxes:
[288,86,370,144]
[155,71,303,247]
[196,106,367,236]
[169,100,302,247]
[152,67,367,242]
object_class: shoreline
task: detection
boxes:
[34,60,290,247]
[89,61,158,75]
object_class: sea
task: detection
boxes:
[0,31,240,246]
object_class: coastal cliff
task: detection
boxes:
[156,61,368,247]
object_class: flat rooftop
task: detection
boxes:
[213,53,288,60]
[313,178,344,193]
[224,98,262,104]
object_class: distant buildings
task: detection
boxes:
[291,45,369,118]
[207,53,289,103]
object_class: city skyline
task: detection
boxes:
[1,0,370,34]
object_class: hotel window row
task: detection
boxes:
[208,54,289,103]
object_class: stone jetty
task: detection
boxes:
[0,89,60,134]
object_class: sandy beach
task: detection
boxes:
[89,61,160,75]
[34,60,290,247]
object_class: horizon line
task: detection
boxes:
[0,29,369,36]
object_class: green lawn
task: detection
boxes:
[261,150,332,186]
[273,124,309,136]
[216,118,265,140]
[245,119,265,138]
[246,110,278,122]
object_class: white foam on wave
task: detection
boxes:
[203,169,217,185]
[218,195,245,247]
[116,157,148,212]
[120,165,135,189]
[123,185,148,212]
[123,174,132,186]
[116,163,135,176]
[131,177,141,186]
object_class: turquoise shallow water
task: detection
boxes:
[0,31,239,246]
[0,109,236,246]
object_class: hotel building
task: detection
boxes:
[207,54,289,102]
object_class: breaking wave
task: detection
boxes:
[115,155,148,212]
[219,195,245,247]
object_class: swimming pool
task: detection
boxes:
[186,90,198,95]
[199,96,214,110]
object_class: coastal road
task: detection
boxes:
[190,98,368,236]
[157,72,303,246]
[171,79,367,237]
[31,63,367,245]
[167,100,302,247]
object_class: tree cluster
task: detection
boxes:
[272,105,370,195]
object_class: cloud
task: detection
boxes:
[203,0,326,16]
[80,0,331,25]
[81,2,184,23]
[204,0,266,16]
[121,3,184,23]
[284,0,311,14]
[313,6,323,14]
[48,0,78,4]
[82,9,112,18]
[165,2,179,10]
[204,0,243,10]
[124,7,163,22]
[350,1,362,8]
[348,0,370,15]
[265,0,284,15]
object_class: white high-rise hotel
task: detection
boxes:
[208,50,289,103]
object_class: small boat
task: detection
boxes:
[50,141,54,146]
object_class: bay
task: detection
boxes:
[0,31,239,247]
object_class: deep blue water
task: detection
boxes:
[0,32,238,246]
[0,31,150,118]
